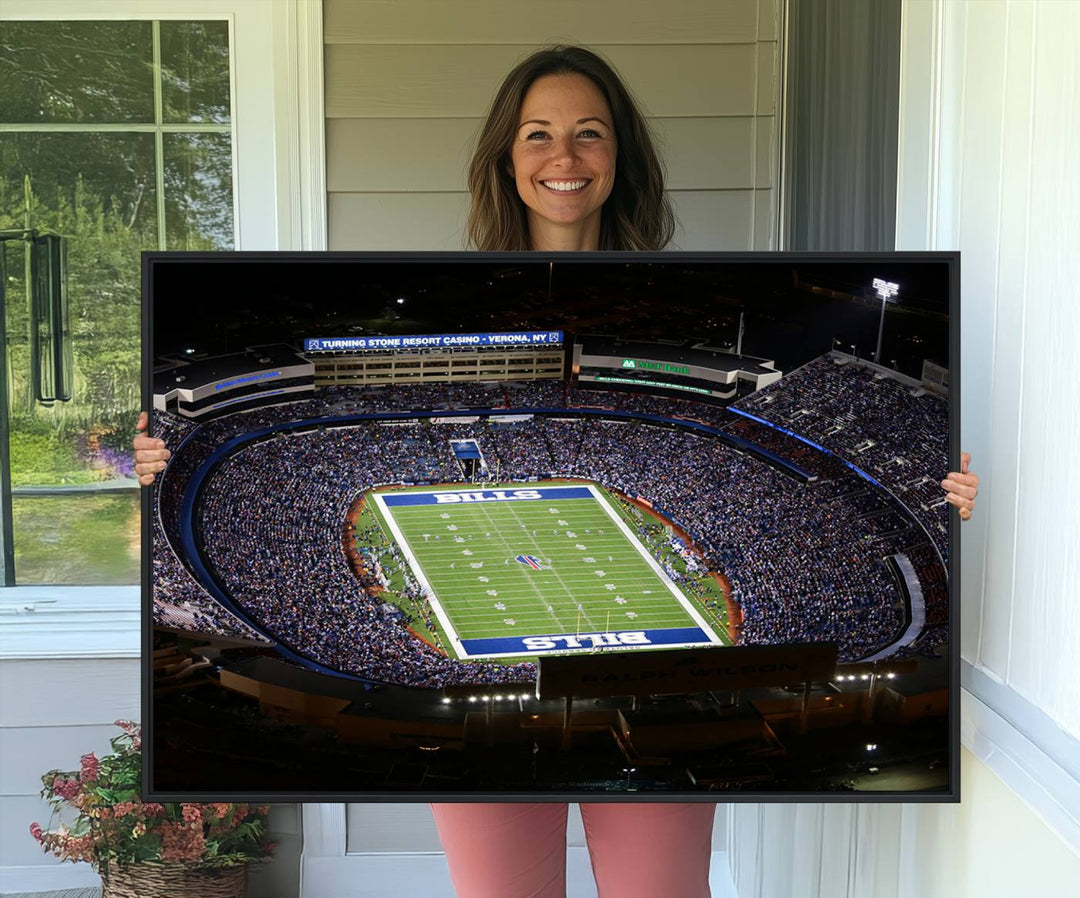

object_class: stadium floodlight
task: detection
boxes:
[866,744,878,751]
[873,278,900,299]
[872,278,900,364]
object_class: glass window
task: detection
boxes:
[0,22,155,124]
[0,20,234,585]
[163,132,234,250]
[159,21,231,125]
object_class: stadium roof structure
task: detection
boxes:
[153,343,308,392]
[575,335,779,377]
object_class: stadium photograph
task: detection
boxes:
[144,253,957,799]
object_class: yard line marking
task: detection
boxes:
[371,491,466,657]
[585,484,722,645]
[473,500,569,632]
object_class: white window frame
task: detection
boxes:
[0,0,326,658]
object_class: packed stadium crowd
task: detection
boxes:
[195,427,535,686]
[734,354,949,560]
[152,356,949,685]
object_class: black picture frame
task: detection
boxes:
[142,250,960,803]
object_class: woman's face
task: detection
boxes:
[509,73,617,247]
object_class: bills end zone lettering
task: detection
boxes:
[459,626,712,658]
[381,485,594,507]
[435,489,541,504]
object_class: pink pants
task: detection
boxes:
[431,802,716,898]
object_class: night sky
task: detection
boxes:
[149,254,952,380]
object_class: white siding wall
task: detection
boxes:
[323,0,782,251]
[0,657,141,891]
[917,0,1080,742]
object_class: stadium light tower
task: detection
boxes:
[872,278,900,364]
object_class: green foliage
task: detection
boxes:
[7,427,90,485]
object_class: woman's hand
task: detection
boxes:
[133,411,171,486]
[941,451,979,521]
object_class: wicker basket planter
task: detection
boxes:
[101,862,247,898]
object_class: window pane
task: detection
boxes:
[1,133,155,487]
[12,492,140,584]
[160,21,232,124]
[2,132,152,584]
[0,22,154,124]
[0,133,158,245]
[164,132,235,250]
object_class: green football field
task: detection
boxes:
[370,482,725,660]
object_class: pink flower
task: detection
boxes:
[181,804,203,824]
[80,753,99,782]
[160,821,205,863]
[52,778,80,801]
[29,822,43,842]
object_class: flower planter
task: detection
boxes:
[31,722,273,890]
[101,862,247,898]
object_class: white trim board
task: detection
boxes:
[961,671,1080,854]
[0,587,139,660]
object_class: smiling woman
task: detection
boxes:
[466,45,674,252]
[509,73,617,250]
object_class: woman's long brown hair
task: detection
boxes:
[466,46,675,252]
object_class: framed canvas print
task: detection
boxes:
[143,251,959,802]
